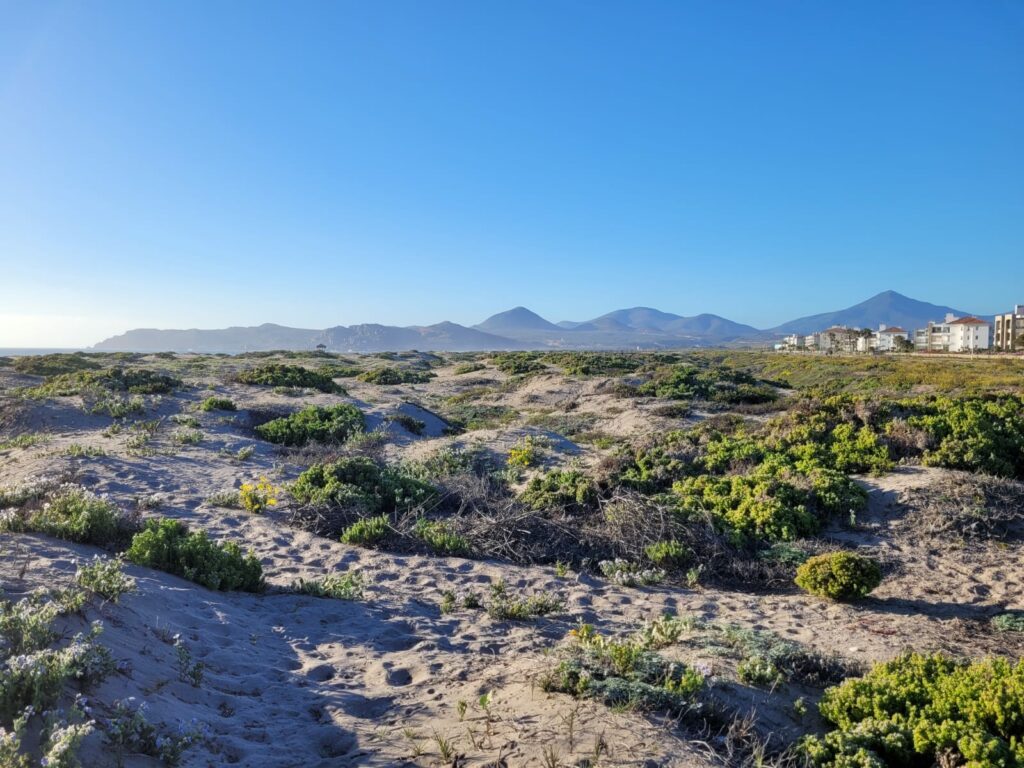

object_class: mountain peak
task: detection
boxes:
[474,306,561,333]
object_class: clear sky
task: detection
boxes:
[1,1,1022,346]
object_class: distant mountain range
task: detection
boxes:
[92,291,992,353]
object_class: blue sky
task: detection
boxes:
[1,1,1022,346]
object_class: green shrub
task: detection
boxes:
[507,436,543,468]
[737,656,783,687]
[126,518,263,592]
[236,364,340,393]
[414,518,470,556]
[340,515,391,547]
[453,362,486,375]
[255,403,365,446]
[547,625,704,715]
[486,581,562,620]
[794,551,881,601]
[13,353,101,377]
[991,612,1024,633]
[291,457,436,514]
[907,395,1024,478]
[75,555,137,602]
[802,652,1024,768]
[0,486,127,546]
[599,558,666,587]
[26,367,179,397]
[637,364,777,405]
[199,396,236,412]
[357,367,435,385]
[519,469,597,511]
[293,572,365,600]
[490,353,546,376]
[318,364,362,379]
[644,540,691,570]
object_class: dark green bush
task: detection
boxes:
[27,367,180,397]
[340,514,391,546]
[637,364,777,405]
[255,403,365,446]
[519,470,597,511]
[13,353,101,377]
[357,367,435,385]
[199,396,236,412]
[644,540,691,570]
[236,364,340,393]
[414,518,470,556]
[802,652,1024,767]
[794,551,881,600]
[291,457,436,514]
[126,518,263,592]
[490,353,546,376]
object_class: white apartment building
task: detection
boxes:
[994,305,1024,352]
[875,325,909,352]
[914,314,990,352]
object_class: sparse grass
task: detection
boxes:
[0,433,48,451]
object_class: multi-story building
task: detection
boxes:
[914,314,990,352]
[994,305,1024,352]
[875,325,909,352]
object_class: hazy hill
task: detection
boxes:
[91,323,320,353]
[769,290,985,336]
[316,322,517,352]
[91,291,993,352]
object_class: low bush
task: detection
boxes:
[991,612,1024,633]
[414,518,470,556]
[126,518,264,592]
[506,436,543,468]
[357,367,435,385]
[239,477,280,513]
[644,540,691,570]
[519,469,597,511]
[13,354,100,377]
[803,652,1024,768]
[599,558,666,587]
[199,396,236,412]
[293,572,365,600]
[490,353,546,376]
[0,485,129,546]
[486,580,562,620]
[637,364,777,406]
[75,555,137,602]
[452,362,486,375]
[339,514,390,546]
[794,551,881,601]
[907,395,1024,478]
[255,403,365,446]
[545,623,704,715]
[291,457,436,514]
[236,364,340,393]
[26,367,180,398]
